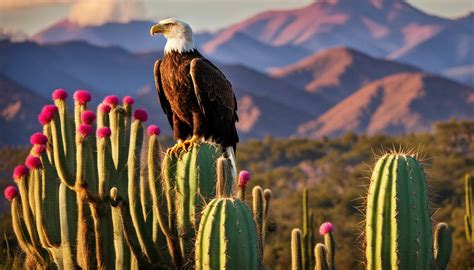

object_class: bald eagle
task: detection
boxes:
[150,18,239,160]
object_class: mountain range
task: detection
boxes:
[0,0,473,145]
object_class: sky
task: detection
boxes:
[0,0,473,36]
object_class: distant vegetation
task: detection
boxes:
[1,119,473,269]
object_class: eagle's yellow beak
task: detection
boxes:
[150,24,166,36]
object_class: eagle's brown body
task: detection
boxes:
[154,49,239,150]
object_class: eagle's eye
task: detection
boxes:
[164,23,174,27]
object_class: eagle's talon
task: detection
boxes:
[167,142,186,156]
[182,136,199,152]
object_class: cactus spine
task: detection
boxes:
[465,174,474,250]
[365,153,452,270]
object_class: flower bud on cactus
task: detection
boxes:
[52,89,68,100]
[4,185,19,201]
[239,170,251,188]
[103,95,119,108]
[81,110,96,124]
[319,222,334,235]
[133,109,148,122]
[30,132,48,145]
[34,144,47,155]
[98,103,111,113]
[13,165,28,180]
[77,124,93,138]
[123,96,134,105]
[96,127,111,138]
[147,125,161,136]
[25,155,41,169]
[74,90,91,104]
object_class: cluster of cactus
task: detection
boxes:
[291,188,335,270]
[466,174,474,250]
[3,89,272,269]
[365,153,452,270]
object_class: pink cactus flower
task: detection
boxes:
[13,165,29,180]
[147,125,161,136]
[38,105,58,125]
[4,185,19,201]
[25,155,41,170]
[98,103,111,113]
[133,109,148,122]
[52,89,68,100]
[34,144,47,155]
[30,132,48,145]
[77,124,93,138]
[103,95,119,107]
[319,222,334,235]
[97,127,112,138]
[123,96,135,105]
[238,170,251,188]
[74,90,92,104]
[81,110,96,124]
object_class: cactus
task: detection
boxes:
[195,157,263,269]
[5,89,273,269]
[465,174,474,250]
[291,189,335,270]
[365,153,452,270]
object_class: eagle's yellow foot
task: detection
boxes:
[182,136,199,152]
[166,141,186,156]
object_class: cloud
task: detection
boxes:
[0,0,72,10]
[68,0,144,26]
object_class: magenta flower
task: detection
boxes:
[74,90,91,104]
[319,222,334,235]
[98,103,111,113]
[238,170,251,188]
[147,125,161,136]
[81,110,96,125]
[30,132,48,145]
[103,95,119,107]
[52,89,68,100]
[4,185,19,201]
[25,155,41,170]
[123,96,135,105]
[34,144,47,155]
[38,105,58,125]
[133,109,148,122]
[97,127,111,138]
[13,165,28,180]
[77,124,93,138]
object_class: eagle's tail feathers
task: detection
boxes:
[226,146,238,181]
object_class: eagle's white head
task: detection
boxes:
[150,18,195,54]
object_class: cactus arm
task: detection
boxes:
[51,115,75,188]
[314,244,329,270]
[58,183,76,269]
[291,228,304,270]
[33,154,61,248]
[110,188,131,270]
[465,215,472,243]
[127,120,159,264]
[433,223,452,270]
[262,189,272,249]
[302,188,312,270]
[324,232,335,270]
[465,174,474,248]
[253,186,264,258]
[17,174,40,250]
[54,98,76,172]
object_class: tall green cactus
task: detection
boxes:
[195,158,263,270]
[365,153,452,270]
[465,174,474,250]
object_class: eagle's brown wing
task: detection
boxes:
[154,59,173,128]
[190,58,239,148]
